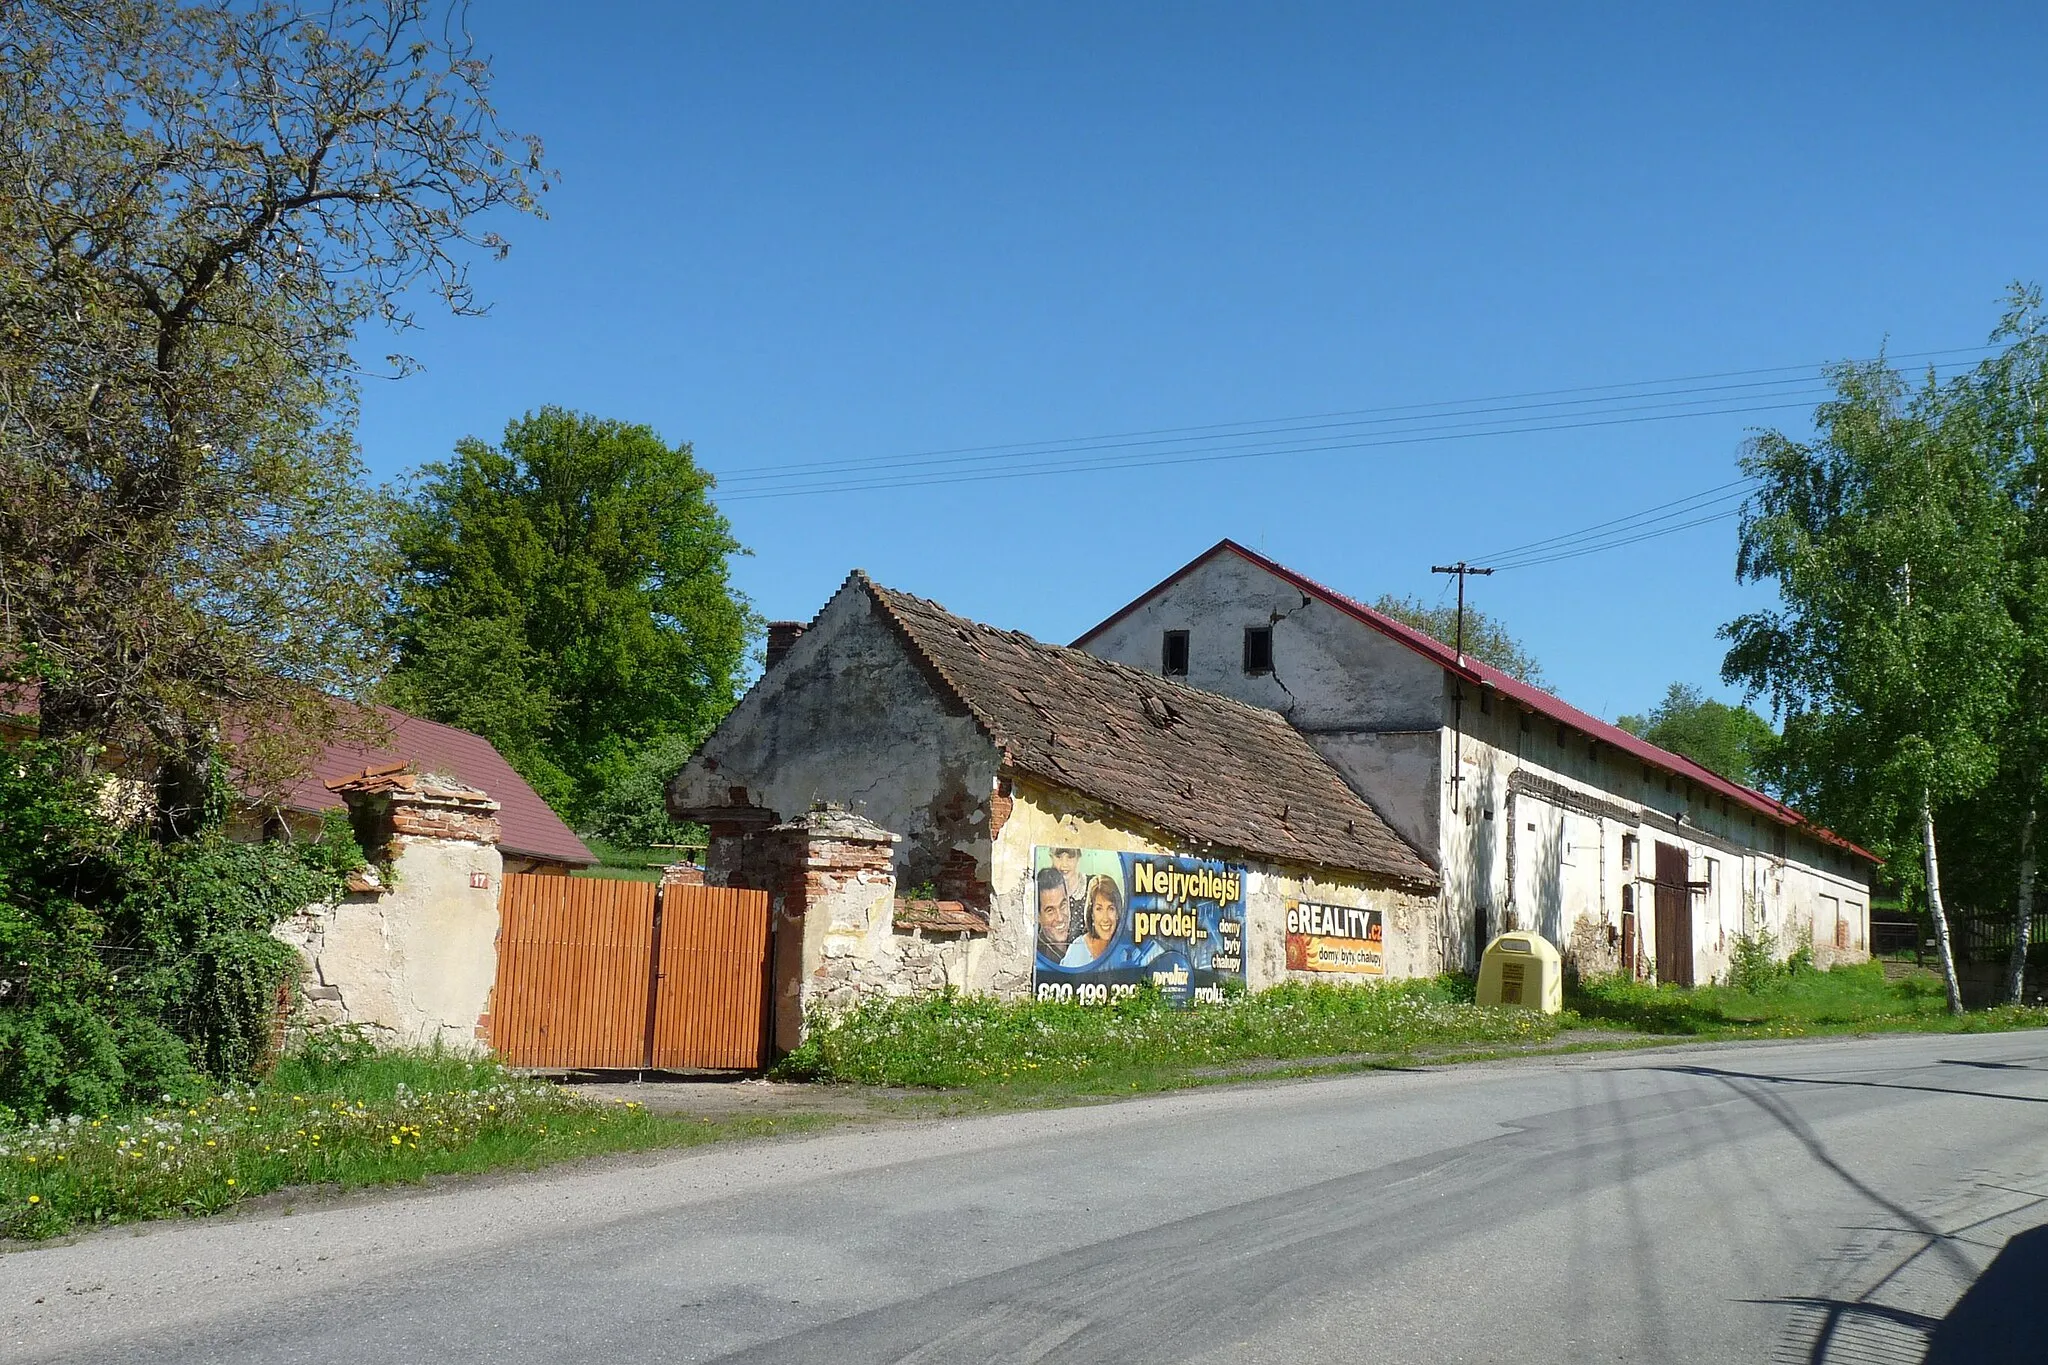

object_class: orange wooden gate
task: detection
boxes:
[491,873,771,1070]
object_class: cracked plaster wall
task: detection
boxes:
[669,579,1004,899]
[274,835,502,1051]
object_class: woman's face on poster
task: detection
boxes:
[1089,887,1118,939]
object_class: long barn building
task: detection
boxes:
[1074,540,1877,985]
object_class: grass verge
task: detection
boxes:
[0,1049,824,1242]
[1568,960,2048,1038]
[773,977,1565,1095]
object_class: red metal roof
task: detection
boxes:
[1,686,591,866]
[280,706,593,867]
[1075,539,1879,865]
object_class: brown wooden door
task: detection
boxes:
[650,884,771,1070]
[491,874,772,1071]
[492,875,657,1068]
[1654,842,1693,986]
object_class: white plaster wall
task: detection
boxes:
[1079,551,1446,731]
[670,579,1005,890]
[275,835,502,1050]
[1080,552,1875,982]
[1445,691,1874,982]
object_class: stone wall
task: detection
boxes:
[275,767,504,1050]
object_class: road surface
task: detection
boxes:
[7,1030,2045,1363]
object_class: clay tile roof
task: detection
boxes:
[857,574,1437,888]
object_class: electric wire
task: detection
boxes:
[709,345,1995,499]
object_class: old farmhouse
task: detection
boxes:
[668,571,1441,1028]
[1074,540,1878,986]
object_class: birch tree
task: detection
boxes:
[1723,360,2017,1015]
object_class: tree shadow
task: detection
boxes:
[1922,1223,2048,1364]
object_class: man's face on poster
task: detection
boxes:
[1038,885,1071,949]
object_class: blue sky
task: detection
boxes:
[354,3,2047,722]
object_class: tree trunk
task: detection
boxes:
[1921,794,1966,1016]
[2008,805,2037,1005]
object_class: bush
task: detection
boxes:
[0,741,364,1123]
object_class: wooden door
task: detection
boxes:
[649,884,771,1070]
[492,875,656,1068]
[1654,842,1693,986]
[1619,884,1638,980]
[490,875,772,1071]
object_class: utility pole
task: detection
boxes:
[1432,559,1495,970]
[1430,562,1495,666]
[1429,562,1495,807]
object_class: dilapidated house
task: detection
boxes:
[668,571,1441,1022]
[1075,540,1879,984]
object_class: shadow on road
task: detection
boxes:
[1921,1223,2048,1364]
[1650,1062,2048,1106]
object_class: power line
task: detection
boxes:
[715,396,1827,503]
[1490,506,1747,570]
[1480,483,1760,568]
[708,345,1997,500]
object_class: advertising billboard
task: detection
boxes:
[1032,846,1247,1006]
[1284,901,1385,975]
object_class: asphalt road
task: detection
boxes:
[7,1030,2046,1364]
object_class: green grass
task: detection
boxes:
[574,838,696,883]
[774,977,1567,1094]
[0,1049,823,1242]
[1569,960,2048,1038]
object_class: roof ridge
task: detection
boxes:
[1120,539,1875,863]
[865,576,1321,740]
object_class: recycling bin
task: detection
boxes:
[1476,931,1563,1013]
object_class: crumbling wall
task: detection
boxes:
[669,579,1004,904]
[274,768,504,1051]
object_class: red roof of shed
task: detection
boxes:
[280,706,592,867]
[1076,539,1879,865]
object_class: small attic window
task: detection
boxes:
[1243,626,1273,676]
[1478,688,1493,715]
[1162,630,1189,677]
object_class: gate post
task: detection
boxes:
[276,763,505,1050]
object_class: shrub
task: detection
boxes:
[0,741,364,1123]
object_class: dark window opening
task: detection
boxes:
[1162,630,1189,677]
[1479,688,1493,714]
[1243,625,1273,675]
[1556,723,1569,747]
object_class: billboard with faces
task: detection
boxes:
[1031,845,1247,1007]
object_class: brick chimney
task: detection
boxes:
[765,620,807,671]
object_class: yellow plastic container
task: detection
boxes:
[1476,932,1563,1013]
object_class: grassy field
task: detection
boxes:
[571,839,689,883]
[1568,960,2048,1038]
[0,1048,823,1242]
[773,977,1567,1093]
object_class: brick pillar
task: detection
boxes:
[751,804,899,1054]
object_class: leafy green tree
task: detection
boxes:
[0,1,547,824]
[388,408,755,830]
[1617,684,1778,790]
[1373,595,1545,685]
[1724,358,2019,1015]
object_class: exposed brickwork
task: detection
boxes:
[988,778,1013,840]
[660,863,706,888]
